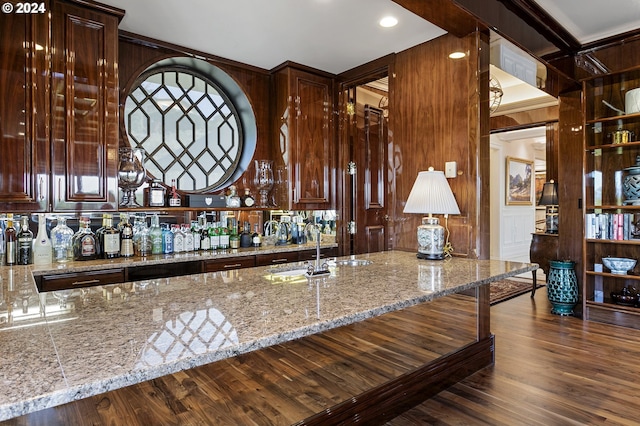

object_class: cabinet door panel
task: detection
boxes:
[293,74,332,206]
[0,10,49,211]
[51,1,119,211]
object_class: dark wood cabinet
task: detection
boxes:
[0,7,50,211]
[51,0,123,211]
[37,268,125,292]
[0,0,122,213]
[273,65,335,210]
[203,256,256,272]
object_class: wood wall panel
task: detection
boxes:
[390,32,489,258]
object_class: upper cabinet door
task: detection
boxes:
[274,66,334,210]
[0,9,50,212]
[292,71,333,207]
[51,0,121,211]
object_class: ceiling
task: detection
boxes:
[98,0,640,75]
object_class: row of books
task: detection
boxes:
[585,213,640,240]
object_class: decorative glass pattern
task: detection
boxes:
[125,67,243,191]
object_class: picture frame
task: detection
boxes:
[506,156,533,205]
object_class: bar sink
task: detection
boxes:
[332,259,373,267]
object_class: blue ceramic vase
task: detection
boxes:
[547,260,578,316]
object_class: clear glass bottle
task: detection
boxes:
[149,214,163,255]
[226,185,241,208]
[5,213,16,265]
[17,216,34,265]
[50,216,74,263]
[33,213,53,265]
[172,224,184,253]
[72,217,97,261]
[148,179,166,207]
[119,214,135,258]
[133,213,151,257]
[182,223,194,252]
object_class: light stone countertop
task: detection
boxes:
[0,251,537,421]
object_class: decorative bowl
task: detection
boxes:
[602,257,637,275]
[611,292,638,306]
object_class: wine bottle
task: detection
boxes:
[119,214,135,258]
[5,213,17,265]
[17,216,34,265]
[99,214,120,259]
[32,213,53,265]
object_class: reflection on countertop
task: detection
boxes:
[0,251,537,421]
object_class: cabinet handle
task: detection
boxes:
[223,263,242,269]
[58,178,62,202]
[71,279,101,286]
[271,258,288,263]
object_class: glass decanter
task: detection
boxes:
[50,216,74,263]
[118,147,146,207]
[254,159,274,207]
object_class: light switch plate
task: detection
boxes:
[445,161,457,178]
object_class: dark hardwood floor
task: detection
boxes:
[5,286,640,425]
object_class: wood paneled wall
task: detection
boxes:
[390,32,490,258]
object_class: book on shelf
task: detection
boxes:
[585,212,640,241]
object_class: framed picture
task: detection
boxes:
[506,156,533,205]
[535,172,546,205]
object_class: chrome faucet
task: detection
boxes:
[305,228,330,277]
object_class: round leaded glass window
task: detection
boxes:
[124,58,256,192]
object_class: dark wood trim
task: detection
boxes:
[62,0,125,20]
[391,0,479,38]
[490,106,559,131]
[296,336,494,426]
[118,30,271,75]
[337,54,394,85]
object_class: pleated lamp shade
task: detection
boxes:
[403,168,460,260]
[403,168,460,215]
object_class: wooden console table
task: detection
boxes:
[529,232,559,296]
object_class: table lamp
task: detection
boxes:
[403,167,460,260]
[538,180,558,234]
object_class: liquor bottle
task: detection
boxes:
[229,226,240,249]
[161,223,174,254]
[252,223,262,247]
[17,216,34,265]
[218,224,230,250]
[32,213,53,265]
[226,185,241,208]
[200,219,211,251]
[148,179,166,207]
[241,188,255,207]
[101,214,120,259]
[72,217,97,261]
[119,214,135,258]
[183,223,194,252]
[172,224,184,253]
[5,213,17,265]
[191,220,201,251]
[240,221,252,248]
[0,216,5,265]
[50,216,74,263]
[133,214,152,257]
[169,179,181,207]
[149,214,163,255]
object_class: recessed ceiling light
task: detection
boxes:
[449,51,466,59]
[379,16,398,28]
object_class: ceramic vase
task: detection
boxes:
[547,260,578,316]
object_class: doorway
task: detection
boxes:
[341,76,390,255]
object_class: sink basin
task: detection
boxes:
[333,259,373,267]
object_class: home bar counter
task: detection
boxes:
[0,250,537,423]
